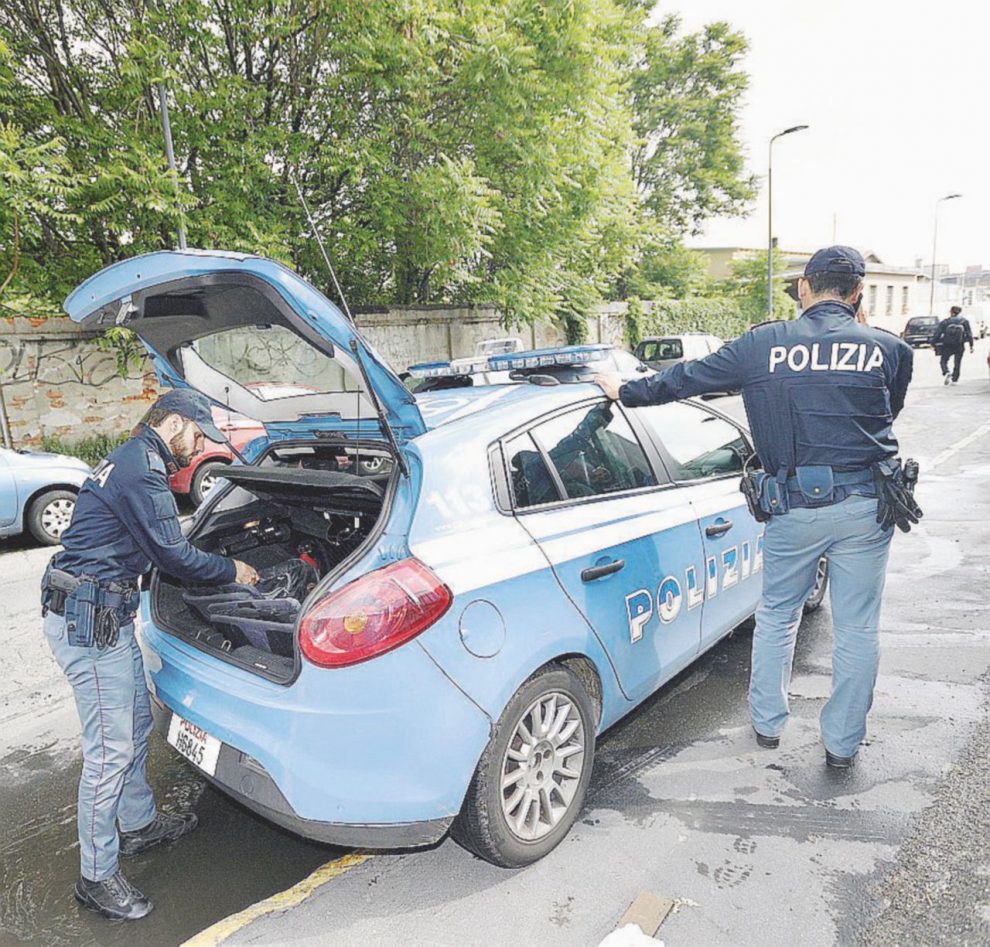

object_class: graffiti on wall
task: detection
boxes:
[0,337,138,389]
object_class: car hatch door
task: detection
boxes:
[62,250,426,445]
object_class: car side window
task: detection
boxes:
[504,433,562,508]
[635,402,748,482]
[530,404,656,501]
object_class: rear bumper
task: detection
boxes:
[139,615,491,844]
[150,700,454,847]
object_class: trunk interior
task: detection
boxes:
[152,440,393,682]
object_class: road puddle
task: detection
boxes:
[0,736,342,945]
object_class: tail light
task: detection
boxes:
[299,558,452,668]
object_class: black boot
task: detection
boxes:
[74,872,153,920]
[120,811,198,857]
[753,728,779,749]
[825,749,857,769]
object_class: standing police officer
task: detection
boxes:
[931,305,974,385]
[42,389,259,920]
[595,246,918,769]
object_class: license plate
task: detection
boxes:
[167,712,222,777]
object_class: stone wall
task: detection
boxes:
[0,305,628,448]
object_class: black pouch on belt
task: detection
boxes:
[65,579,100,648]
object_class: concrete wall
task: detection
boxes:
[0,306,626,448]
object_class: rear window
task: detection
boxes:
[193,325,361,398]
[505,433,562,508]
[529,404,656,502]
[907,318,936,328]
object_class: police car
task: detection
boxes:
[65,251,824,867]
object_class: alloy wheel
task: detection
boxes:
[499,691,585,841]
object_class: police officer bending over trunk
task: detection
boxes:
[596,246,920,770]
[41,390,259,921]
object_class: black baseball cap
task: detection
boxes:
[154,389,226,443]
[804,245,866,278]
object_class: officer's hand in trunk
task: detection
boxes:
[234,560,260,585]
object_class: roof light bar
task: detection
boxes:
[407,358,488,379]
[409,344,612,379]
[487,344,612,372]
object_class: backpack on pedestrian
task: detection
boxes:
[943,322,965,349]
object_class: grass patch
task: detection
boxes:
[41,433,129,468]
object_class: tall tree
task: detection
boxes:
[0,0,754,327]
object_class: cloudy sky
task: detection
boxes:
[664,0,986,273]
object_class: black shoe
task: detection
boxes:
[120,811,198,857]
[825,749,857,769]
[74,872,153,920]
[753,729,779,749]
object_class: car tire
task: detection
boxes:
[803,556,829,614]
[190,461,229,507]
[26,489,77,546]
[452,664,597,868]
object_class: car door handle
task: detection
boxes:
[705,520,733,538]
[581,559,625,582]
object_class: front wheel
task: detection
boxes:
[452,665,597,867]
[26,489,77,545]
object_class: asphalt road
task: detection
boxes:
[1,341,989,946]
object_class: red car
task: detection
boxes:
[168,406,265,506]
[169,383,319,505]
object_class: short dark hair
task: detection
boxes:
[805,272,862,301]
[132,405,180,436]
[950,305,962,316]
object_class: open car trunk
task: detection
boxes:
[151,440,394,683]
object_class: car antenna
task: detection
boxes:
[289,170,354,326]
[289,169,400,477]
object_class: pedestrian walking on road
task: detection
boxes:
[594,246,921,770]
[41,390,259,921]
[932,305,974,384]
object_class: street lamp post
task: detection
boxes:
[929,193,961,316]
[767,125,809,319]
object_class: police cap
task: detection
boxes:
[154,389,226,443]
[804,245,866,278]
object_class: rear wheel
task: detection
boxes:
[26,489,77,545]
[452,665,596,867]
[190,461,229,507]
[803,556,829,613]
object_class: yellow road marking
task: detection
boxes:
[181,852,371,946]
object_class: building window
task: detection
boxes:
[901,286,910,314]
[868,284,878,314]
[885,285,894,316]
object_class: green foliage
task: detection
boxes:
[0,0,755,327]
[637,297,748,342]
[94,327,145,378]
[624,296,645,346]
[620,242,712,300]
[42,432,128,468]
[629,16,756,236]
[717,248,795,324]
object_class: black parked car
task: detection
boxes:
[900,316,939,347]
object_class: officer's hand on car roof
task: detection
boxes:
[593,373,622,401]
[234,560,260,586]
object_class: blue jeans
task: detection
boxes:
[43,611,157,881]
[749,494,893,758]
